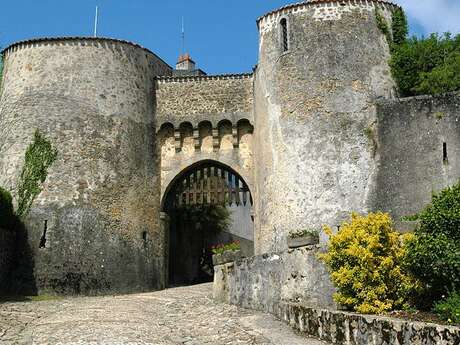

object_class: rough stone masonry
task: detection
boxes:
[0,0,459,296]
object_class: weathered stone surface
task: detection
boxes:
[0,283,330,345]
[0,37,172,294]
[374,93,460,229]
[282,303,460,345]
[156,75,254,129]
[253,1,396,253]
[213,246,336,314]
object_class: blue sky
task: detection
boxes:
[1,1,459,75]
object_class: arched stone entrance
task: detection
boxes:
[162,160,254,286]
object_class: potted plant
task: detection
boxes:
[287,229,319,248]
[211,241,242,266]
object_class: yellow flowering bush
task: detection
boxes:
[320,212,419,314]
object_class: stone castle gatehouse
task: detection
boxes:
[0,0,459,295]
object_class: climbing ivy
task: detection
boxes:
[16,130,58,218]
[375,9,391,44]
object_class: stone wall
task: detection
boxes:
[213,245,335,314]
[0,37,172,294]
[374,93,460,228]
[0,229,14,293]
[282,303,460,345]
[155,74,254,129]
[253,0,398,254]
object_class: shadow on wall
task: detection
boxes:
[0,221,37,296]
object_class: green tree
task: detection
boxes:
[390,33,460,96]
[391,7,408,46]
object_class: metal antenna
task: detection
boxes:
[181,16,185,55]
[94,6,99,37]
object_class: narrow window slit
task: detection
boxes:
[39,220,47,248]
[280,18,289,52]
[443,142,448,164]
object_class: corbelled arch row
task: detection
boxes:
[157,119,255,287]
[157,118,254,155]
[157,118,255,205]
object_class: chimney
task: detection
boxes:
[176,53,196,71]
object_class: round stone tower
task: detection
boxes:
[0,37,172,294]
[253,0,398,253]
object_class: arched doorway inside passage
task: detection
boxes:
[161,159,254,287]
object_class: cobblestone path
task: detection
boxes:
[0,283,330,345]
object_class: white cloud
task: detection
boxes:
[396,0,460,34]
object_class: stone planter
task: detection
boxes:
[287,234,319,248]
[212,250,242,266]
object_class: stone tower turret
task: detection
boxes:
[0,37,172,294]
[253,0,398,253]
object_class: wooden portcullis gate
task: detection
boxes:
[168,161,252,208]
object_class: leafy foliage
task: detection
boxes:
[433,292,460,325]
[388,5,460,98]
[0,187,16,230]
[173,204,231,235]
[211,241,241,255]
[403,181,460,308]
[17,130,58,218]
[320,212,419,314]
[391,7,408,46]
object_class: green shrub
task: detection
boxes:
[0,187,16,230]
[320,212,418,314]
[404,181,460,308]
[433,292,460,325]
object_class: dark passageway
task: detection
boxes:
[162,160,254,287]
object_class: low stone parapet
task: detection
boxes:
[213,245,336,313]
[282,303,460,345]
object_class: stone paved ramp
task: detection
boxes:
[0,283,329,345]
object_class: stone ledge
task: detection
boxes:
[281,303,460,345]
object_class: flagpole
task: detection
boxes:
[94,6,99,37]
